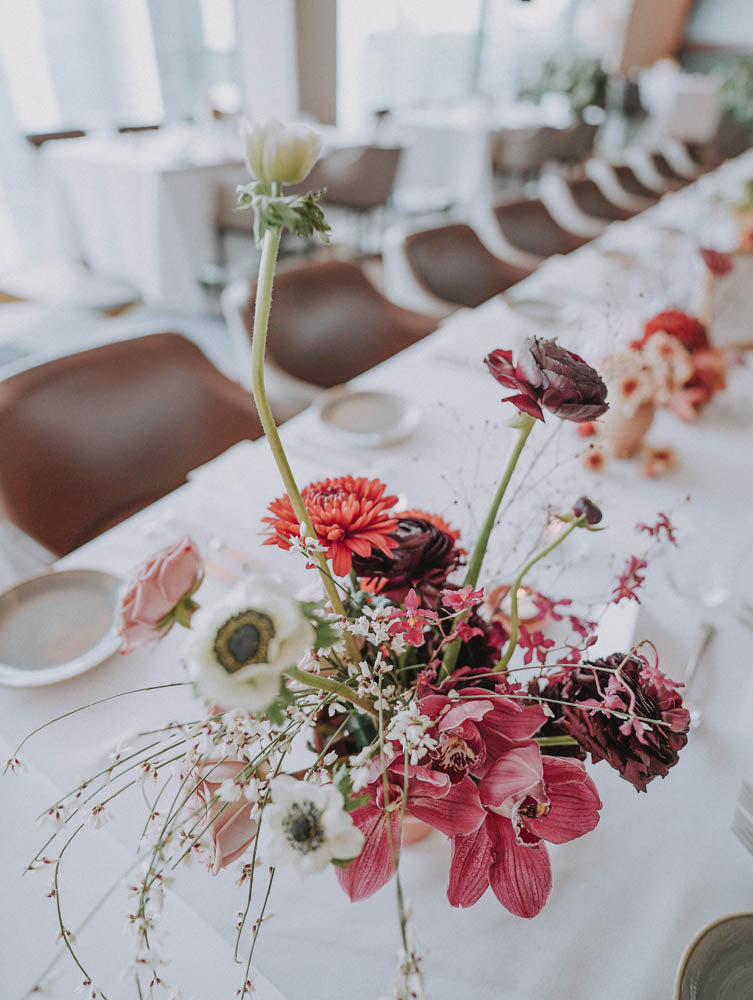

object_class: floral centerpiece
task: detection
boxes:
[6,121,692,1000]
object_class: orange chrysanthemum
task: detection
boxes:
[262,476,399,577]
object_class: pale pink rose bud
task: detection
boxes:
[191,760,259,874]
[116,537,203,652]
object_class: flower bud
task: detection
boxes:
[573,497,602,525]
[240,118,322,186]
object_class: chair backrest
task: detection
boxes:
[25,130,86,148]
[612,165,659,201]
[403,224,531,308]
[494,198,589,258]
[0,333,264,556]
[561,122,598,162]
[567,178,636,222]
[291,146,403,209]
[492,126,564,173]
[650,152,687,186]
[244,259,438,388]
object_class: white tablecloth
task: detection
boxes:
[4,153,753,1000]
[44,129,247,311]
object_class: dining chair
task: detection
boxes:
[649,152,689,190]
[402,223,532,309]
[222,259,439,414]
[493,197,591,259]
[290,146,403,253]
[25,129,86,149]
[566,178,638,222]
[0,333,264,556]
[611,165,661,202]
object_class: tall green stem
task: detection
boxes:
[285,666,377,718]
[250,226,361,664]
[495,516,584,671]
[442,414,535,674]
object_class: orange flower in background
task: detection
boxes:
[641,446,677,478]
[583,446,606,472]
[263,476,399,576]
[632,310,710,354]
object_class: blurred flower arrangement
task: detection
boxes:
[579,248,733,477]
[6,121,692,1000]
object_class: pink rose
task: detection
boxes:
[190,760,258,874]
[116,536,202,651]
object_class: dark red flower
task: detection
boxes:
[262,476,398,577]
[539,653,690,792]
[353,513,462,609]
[700,248,733,277]
[573,496,602,525]
[485,338,608,423]
[632,310,710,354]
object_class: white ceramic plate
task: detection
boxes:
[675,913,753,999]
[502,297,565,326]
[315,388,420,447]
[0,568,123,687]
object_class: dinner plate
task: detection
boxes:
[0,568,123,687]
[675,913,753,999]
[502,297,565,326]
[314,388,420,447]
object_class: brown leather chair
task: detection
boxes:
[493,198,591,258]
[0,333,264,556]
[567,178,638,222]
[291,146,403,211]
[612,165,660,202]
[244,259,439,389]
[650,152,689,190]
[403,223,532,309]
[25,129,86,148]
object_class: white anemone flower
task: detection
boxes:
[259,775,364,876]
[240,118,322,186]
[183,576,314,713]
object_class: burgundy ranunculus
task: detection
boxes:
[353,515,461,609]
[632,310,710,354]
[485,337,608,423]
[540,653,690,792]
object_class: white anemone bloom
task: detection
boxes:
[259,775,364,876]
[240,118,322,186]
[184,576,314,712]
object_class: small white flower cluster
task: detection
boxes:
[349,605,407,655]
[348,744,377,793]
[385,703,438,766]
[382,935,429,1000]
[347,651,396,709]
[288,521,327,560]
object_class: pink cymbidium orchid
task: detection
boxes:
[336,757,485,902]
[448,743,602,917]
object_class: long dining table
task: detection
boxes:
[3,152,753,1000]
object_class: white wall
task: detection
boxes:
[234,0,298,121]
[686,0,753,49]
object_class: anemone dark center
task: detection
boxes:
[282,801,324,854]
[213,609,275,674]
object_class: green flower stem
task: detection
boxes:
[285,666,377,718]
[536,735,578,747]
[495,516,584,672]
[442,413,536,675]
[250,225,361,665]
